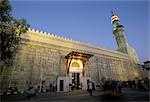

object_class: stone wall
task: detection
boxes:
[1,40,67,91]
[86,55,144,85]
[0,29,144,91]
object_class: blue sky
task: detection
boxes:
[10,0,149,63]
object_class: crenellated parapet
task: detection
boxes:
[27,28,111,51]
[28,28,83,44]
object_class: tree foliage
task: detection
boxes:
[0,0,30,64]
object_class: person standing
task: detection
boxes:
[87,81,93,96]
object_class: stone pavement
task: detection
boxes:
[1,88,149,102]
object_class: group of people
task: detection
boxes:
[26,83,57,99]
[101,78,149,96]
[69,83,82,91]
[102,80,122,95]
[68,80,95,96]
[127,78,149,91]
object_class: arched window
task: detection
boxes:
[71,62,80,68]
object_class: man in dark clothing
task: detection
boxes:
[87,81,93,96]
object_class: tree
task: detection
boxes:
[0,0,30,65]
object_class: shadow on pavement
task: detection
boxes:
[99,94,127,102]
[1,94,27,101]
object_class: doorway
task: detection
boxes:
[59,80,63,91]
[72,73,80,89]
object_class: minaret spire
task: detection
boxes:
[111,10,115,16]
[111,12,140,63]
[111,12,128,53]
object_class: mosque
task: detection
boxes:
[0,13,144,92]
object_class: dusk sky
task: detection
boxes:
[10,0,149,63]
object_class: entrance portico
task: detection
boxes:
[57,51,93,92]
[65,51,93,75]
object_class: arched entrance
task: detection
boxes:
[65,51,93,90]
[57,51,93,92]
[69,59,83,89]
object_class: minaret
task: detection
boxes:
[111,11,128,53]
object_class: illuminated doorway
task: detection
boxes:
[69,60,83,89]
[65,51,93,90]
[72,73,80,89]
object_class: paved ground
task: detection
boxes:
[1,88,149,102]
